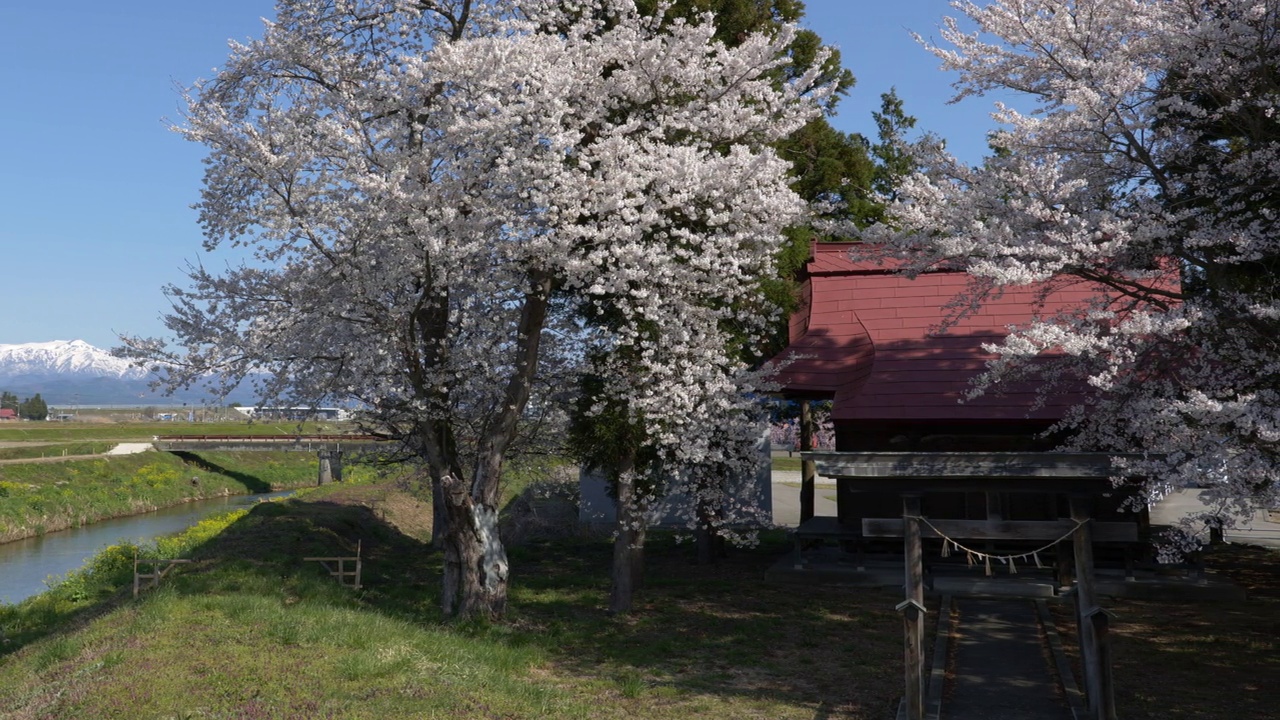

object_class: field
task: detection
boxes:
[0,419,340,443]
[0,482,905,719]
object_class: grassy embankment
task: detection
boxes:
[3,473,1277,719]
[0,443,117,461]
[0,478,908,719]
[0,421,337,443]
[0,451,327,543]
[2,457,1277,718]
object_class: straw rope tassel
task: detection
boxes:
[941,539,951,558]
[984,555,992,577]
[1009,556,1017,575]
[1033,551,1043,569]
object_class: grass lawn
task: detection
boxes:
[1048,544,1280,719]
[772,455,802,472]
[2,478,1278,718]
[0,482,903,719]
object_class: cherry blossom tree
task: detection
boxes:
[865,0,1280,551]
[122,0,826,617]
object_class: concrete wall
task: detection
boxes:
[578,430,772,529]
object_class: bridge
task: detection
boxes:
[151,435,391,484]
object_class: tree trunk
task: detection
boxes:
[439,474,508,619]
[430,476,448,549]
[696,524,713,565]
[431,272,552,619]
[610,465,645,614]
[695,499,719,566]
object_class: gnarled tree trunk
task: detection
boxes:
[434,272,551,620]
[440,474,508,618]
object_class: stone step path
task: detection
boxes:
[942,598,1076,720]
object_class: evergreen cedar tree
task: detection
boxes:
[862,0,1280,555]
[120,0,841,618]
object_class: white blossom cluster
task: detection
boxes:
[861,0,1280,550]
[121,0,823,562]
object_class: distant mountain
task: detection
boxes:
[0,340,147,380]
[0,340,248,406]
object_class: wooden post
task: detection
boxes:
[799,401,815,523]
[1070,495,1105,718]
[900,494,926,720]
[1056,544,1074,589]
[1086,608,1118,720]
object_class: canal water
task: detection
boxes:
[1,490,294,605]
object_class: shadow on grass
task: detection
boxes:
[172,451,275,494]
[4,492,906,716]
[1059,544,1280,720]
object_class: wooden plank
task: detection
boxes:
[861,518,1138,543]
[805,451,1160,480]
[792,516,857,539]
[812,476,1119,493]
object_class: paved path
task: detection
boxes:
[770,471,838,527]
[105,442,152,455]
[944,599,1072,720]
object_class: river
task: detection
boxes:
[1,490,294,605]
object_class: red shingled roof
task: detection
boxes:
[0,408,17,420]
[771,243,1110,422]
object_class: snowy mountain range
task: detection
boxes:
[0,340,148,381]
[0,340,244,406]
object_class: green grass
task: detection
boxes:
[1048,544,1280,720]
[0,482,906,719]
[4,476,1278,718]
[771,456,802,472]
[0,451,325,543]
[0,442,116,461]
[0,421,344,443]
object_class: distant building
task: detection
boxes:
[233,406,351,421]
[0,408,17,421]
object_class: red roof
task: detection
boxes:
[0,408,17,419]
[771,243,1127,422]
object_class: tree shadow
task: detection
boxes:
[3,492,906,716]
[171,451,276,494]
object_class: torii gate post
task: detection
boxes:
[898,493,926,720]
[800,401,816,522]
[1070,494,1116,720]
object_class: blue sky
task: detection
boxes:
[0,0,999,350]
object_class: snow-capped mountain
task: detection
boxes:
[0,340,247,405]
[0,340,148,380]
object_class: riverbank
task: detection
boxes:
[0,451,325,544]
[0,482,906,718]
[3,480,1277,718]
